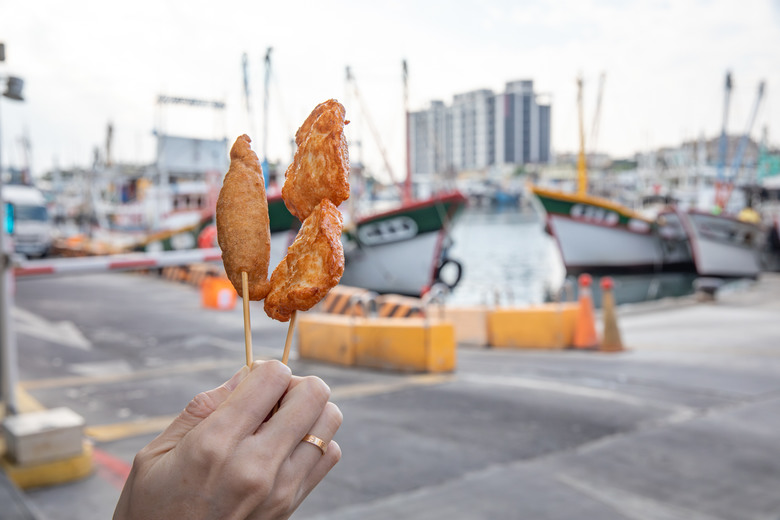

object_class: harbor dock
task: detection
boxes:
[2,272,780,519]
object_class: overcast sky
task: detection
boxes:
[1,0,778,181]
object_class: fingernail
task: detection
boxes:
[224,365,250,391]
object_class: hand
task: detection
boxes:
[113,360,343,520]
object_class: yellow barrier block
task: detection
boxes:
[297,314,456,373]
[443,305,489,346]
[487,303,578,349]
[298,313,356,366]
[2,440,93,489]
[353,318,455,373]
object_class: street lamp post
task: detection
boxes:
[0,42,25,416]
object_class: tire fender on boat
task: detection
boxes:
[434,257,463,291]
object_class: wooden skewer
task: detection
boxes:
[280,310,298,365]
[242,271,253,367]
[272,310,298,416]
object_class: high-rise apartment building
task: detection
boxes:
[409,100,451,178]
[409,79,550,176]
[451,89,495,172]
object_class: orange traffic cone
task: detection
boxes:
[599,277,624,352]
[572,273,598,349]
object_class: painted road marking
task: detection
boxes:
[20,357,250,390]
[331,374,455,400]
[556,473,724,520]
[92,447,132,491]
[460,373,692,414]
[12,307,92,350]
[86,415,179,443]
[80,374,455,443]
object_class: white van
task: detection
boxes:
[3,184,53,257]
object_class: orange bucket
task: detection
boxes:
[201,277,237,310]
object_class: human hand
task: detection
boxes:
[113,360,343,520]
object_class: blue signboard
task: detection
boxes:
[4,202,13,234]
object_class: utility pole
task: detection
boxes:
[0,42,25,415]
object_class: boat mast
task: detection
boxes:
[717,72,733,181]
[345,66,401,187]
[719,79,765,209]
[241,52,253,134]
[576,76,587,196]
[590,72,605,157]
[403,59,413,204]
[714,72,732,209]
[262,47,273,187]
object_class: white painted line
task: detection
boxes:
[12,307,92,350]
[460,373,691,414]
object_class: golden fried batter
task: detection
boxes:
[264,199,345,322]
[216,135,272,300]
[282,99,350,221]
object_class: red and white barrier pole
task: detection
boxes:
[14,247,223,279]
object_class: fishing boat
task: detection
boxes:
[671,73,766,279]
[338,190,466,295]
[531,77,692,275]
[675,208,762,278]
[532,186,666,275]
[264,186,466,296]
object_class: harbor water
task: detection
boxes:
[445,206,700,308]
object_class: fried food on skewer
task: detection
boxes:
[216,135,272,301]
[282,99,350,221]
[264,199,345,322]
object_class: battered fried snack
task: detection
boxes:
[282,99,350,221]
[216,135,272,300]
[264,199,345,322]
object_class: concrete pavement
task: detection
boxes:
[3,272,780,519]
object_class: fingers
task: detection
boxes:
[289,401,342,470]
[148,364,250,451]
[203,360,292,442]
[251,375,332,463]
[299,439,341,502]
[248,398,342,518]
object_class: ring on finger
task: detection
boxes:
[301,434,328,455]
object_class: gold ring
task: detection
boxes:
[302,434,327,455]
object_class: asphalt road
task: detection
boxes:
[9,272,780,520]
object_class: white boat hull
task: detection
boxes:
[339,230,442,295]
[681,211,762,278]
[548,215,663,274]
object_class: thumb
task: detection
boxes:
[149,365,250,451]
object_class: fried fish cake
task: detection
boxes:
[264,199,345,322]
[282,99,350,221]
[216,134,272,300]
